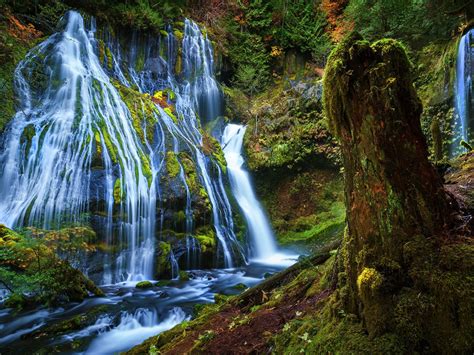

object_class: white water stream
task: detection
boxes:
[452,28,473,156]
[222,124,296,266]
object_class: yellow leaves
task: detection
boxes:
[164,107,178,123]
[270,46,283,57]
[357,267,383,292]
[153,91,165,101]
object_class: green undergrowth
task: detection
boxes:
[127,231,474,354]
[0,224,103,310]
[253,167,345,251]
[278,201,345,249]
[415,38,460,159]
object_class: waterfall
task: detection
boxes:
[0,12,157,282]
[452,28,473,156]
[0,11,245,282]
[222,124,278,259]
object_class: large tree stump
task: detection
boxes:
[323,34,456,336]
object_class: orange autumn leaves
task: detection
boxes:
[6,13,42,42]
[320,0,353,42]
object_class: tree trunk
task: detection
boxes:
[323,34,455,336]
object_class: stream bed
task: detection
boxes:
[0,258,295,354]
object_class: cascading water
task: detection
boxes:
[0,11,157,282]
[222,124,296,266]
[222,125,277,258]
[0,11,296,354]
[452,28,473,156]
[0,11,245,282]
[183,20,223,123]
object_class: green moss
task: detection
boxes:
[173,29,183,41]
[98,39,105,64]
[156,241,172,279]
[278,201,345,247]
[178,153,211,213]
[113,178,122,204]
[179,270,189,281]
[272,307,404,354]
[138,150,153,186]
[202,132,227,173]
[166,151,180,178]
[164,107,178,123]
[195,229,216,254]
[105,45,113,70]
[112,79,158,145]
[136,280,153,289]
[154,280,172,287]
[99,123,118,163]
[357,267,383,293]
[232,283,248,291]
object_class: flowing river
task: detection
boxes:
[0,11,296,354]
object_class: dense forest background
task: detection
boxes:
[0,0,472,353]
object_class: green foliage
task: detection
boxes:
[195,227,216,254]
[0,225,102,310]
[3,0,186,33]
[243,80,339,172]
[224,0,332,94]
[274,0,332,64]
[279,201,345,247]
[344,0,460,46]
[0,20,38,132]
[227,28,270,95]
[430,118,443,162]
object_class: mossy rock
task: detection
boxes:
[155,241,173,279]
[232,283,248,291]
[0,225,103,310]
[166,151,180,179]
[179,270,190,281]
[136,281,154,289]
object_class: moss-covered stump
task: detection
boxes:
[322,34,473,352]
[0,225,103,310]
